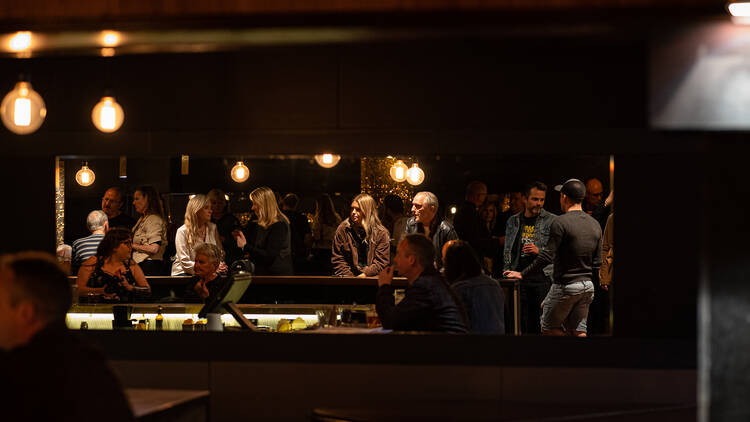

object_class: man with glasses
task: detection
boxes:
[101,187,136,230]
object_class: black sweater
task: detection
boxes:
[522,210,602,285]
[242,220,293,275]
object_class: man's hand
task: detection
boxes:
[378,265,394,287]
[503,270,523,280]
[522,243,539,255]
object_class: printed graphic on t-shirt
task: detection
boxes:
[520,224,535,258]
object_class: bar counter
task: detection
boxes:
[68,275,522,333]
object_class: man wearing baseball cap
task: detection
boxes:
[504,178,602,337]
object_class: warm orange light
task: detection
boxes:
[231,161,250,183]
[101,31,121,47]
[9,31,31,51]
[406,163,425,186]
[389,160,408,182]
[314,154,341,168]
[91,96,124,133]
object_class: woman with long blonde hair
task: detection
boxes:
[232,187,293,275]
[331,193,390,277]
[172,194,224,276]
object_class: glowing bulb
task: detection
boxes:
[450,206,457,215]
[14,98,30,126]
[231,161,250,183]
[0,81,46,134]
[406,163,425,186]
[91,96,124,133]
[75,164,95,187]
[224,194,230,201]
[9,31,31,51]
[729,2,750,16]
[314,154,341,168]
[389,160,408,182]
[101,31,120,47]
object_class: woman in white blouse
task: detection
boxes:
[171,194,225,276]
[131,186,167,275]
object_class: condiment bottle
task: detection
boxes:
[155,305,164,331]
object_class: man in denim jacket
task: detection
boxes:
[503,181,556,334]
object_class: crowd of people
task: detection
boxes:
[59,175,613,336]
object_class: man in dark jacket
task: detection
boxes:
[376,234,468,333]
[453,180,491,259]
[404,191,458,269]
[0,251,134,421]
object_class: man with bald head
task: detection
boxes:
[453,180,491,259]
[101,187,136,230]
[584,178,610,230]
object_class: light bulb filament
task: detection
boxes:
[236,168,245,179]
[14,98,30,126]
[396,168,404,179]
[81,172,90,184]
[322,154,333,164]
[100,103,116,130]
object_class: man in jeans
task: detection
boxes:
[505,179,602,337]
[503,181,556,334]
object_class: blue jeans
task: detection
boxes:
[541,281,595,333]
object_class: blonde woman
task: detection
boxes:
[172,194,224,276]
[331,193,390,277]
[232,187,293,275]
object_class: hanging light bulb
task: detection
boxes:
[0,81,46,135]
[91,96,124,133]
[8,31,32,52]
[231,161,250,183]
[314,154,341,168]
[406,163,425,186]
[389,160,408,182]
[75,163,95,187]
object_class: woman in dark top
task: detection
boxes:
[77,228,151,302]
[184,243,227,302]
[442,239,505,335]
[232,186,293,275]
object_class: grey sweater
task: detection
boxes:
[522,210,602,285]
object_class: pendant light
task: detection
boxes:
[389,160,408,182]
[0,79,46,135]
[406,163,425,186]
[75,162,95,187]
[314,154,341,168]
[231,161,250,183]
[91,96,124,133]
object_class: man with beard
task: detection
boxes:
[101,187,136,230]
[502,181,556,334]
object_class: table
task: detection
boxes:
[498,279,521,335]
[126,388,209,421]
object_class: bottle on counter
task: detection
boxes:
[155,306,164,331]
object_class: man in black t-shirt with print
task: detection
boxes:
[502,182,557,334]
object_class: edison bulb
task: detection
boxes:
[0,81,46,135]
[75,164,95,187]
[9,31,31,51]
[406,163,425,186]
[314,154,341,168]
[92,96,124,133]
[389,160,408,182]
[231,161,250,183]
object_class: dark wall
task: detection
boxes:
[0,36,701,342]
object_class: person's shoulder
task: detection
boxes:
[335,219,350,232]
[81,255,98,267]
[438,219,454,232]
[540,209,557,219]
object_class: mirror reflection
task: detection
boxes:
[58,154,612,336]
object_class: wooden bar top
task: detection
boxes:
[126,388,209,419]
[70,275,409,287]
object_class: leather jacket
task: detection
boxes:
[404,216,458,268]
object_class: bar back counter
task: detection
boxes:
[67,275,696,421]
